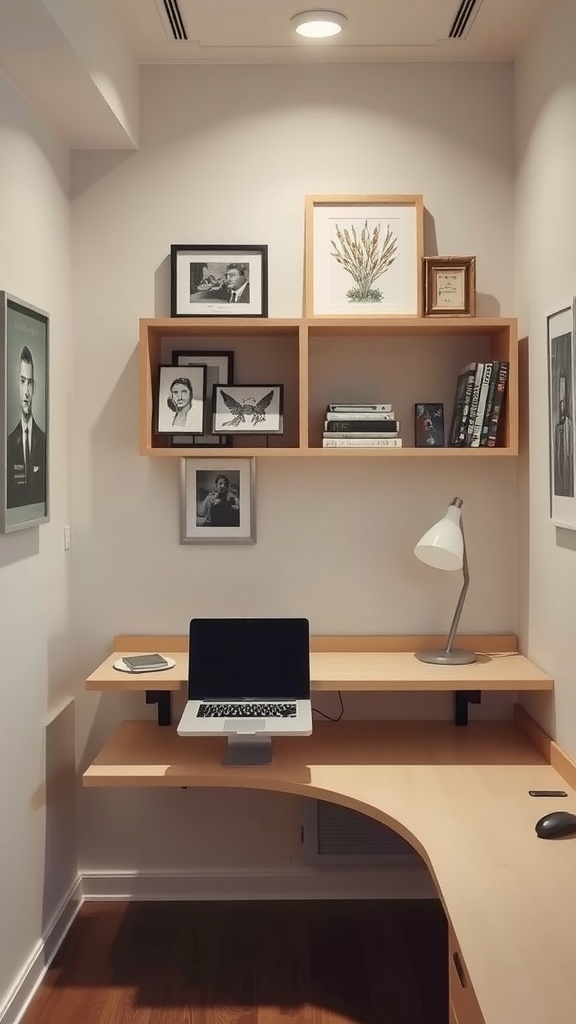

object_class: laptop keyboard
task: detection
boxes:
[198,702,297,718]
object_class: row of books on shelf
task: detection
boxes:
[322,404,402,447]
[449,361,509,448]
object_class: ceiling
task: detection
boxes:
[112,0,552,64]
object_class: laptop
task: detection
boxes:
[177,617,313,738]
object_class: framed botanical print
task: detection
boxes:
[0,291,49,532]
[305,195,424,317]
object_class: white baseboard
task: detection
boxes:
[81,865,436,901]
[0,875,82,1024]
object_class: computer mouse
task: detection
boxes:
[535,810,576,839]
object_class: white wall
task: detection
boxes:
[71,61,519,880]
[516,0,576,753]
[0,73,75,1013]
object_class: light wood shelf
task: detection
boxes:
[139,315,518,457]
[86,634,553,695]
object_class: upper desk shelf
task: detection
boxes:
[139,315,519,458]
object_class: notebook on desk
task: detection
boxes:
[177,617,313,737]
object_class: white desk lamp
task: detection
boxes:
[414,497,476,666]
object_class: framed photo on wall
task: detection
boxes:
[423,256,476,317]
[170,244,268,318]
[547,302,576,529]
[172,349,234,448]
[0,291,49,533]
[155,364,206,435]
[180,457,256,544]
[304,194,424,317]
[212,384,283,435]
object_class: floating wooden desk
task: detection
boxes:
[84,633,560,1024]
[83,714,576,1024]
[86,633,554,726]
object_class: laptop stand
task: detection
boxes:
[223,735,273,766]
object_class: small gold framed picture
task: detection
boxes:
[422,256,476,317]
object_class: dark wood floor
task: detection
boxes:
[23,900,447,1024]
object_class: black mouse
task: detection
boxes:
[535,810,576,839]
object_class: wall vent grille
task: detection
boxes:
[302,799,422,866]
[155,0,188,41]
[449,0,484,39]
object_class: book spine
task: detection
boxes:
[479,361,500,446]
[465,363,485,445]
[327,404,392,412]
[324,419,400,432]
[485,362,509,447]
[470,362,493,447]
[323,431,399,439]
[325,411,395,421]
[322,437,403,447]
[453,367,476,446]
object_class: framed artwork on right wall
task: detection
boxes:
[547,301,576,529]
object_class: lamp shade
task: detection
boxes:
[414,503,463,571]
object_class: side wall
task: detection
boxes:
[0,74,76,1013]
[516,0,576,753]
[71,61,519,882]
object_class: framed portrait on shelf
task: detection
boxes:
[547,302,576,529]
[170,244,268,318]
[423,256,476,317]
[304,194,424,317]
[0,291,49,533]
[180,457,256,544]
[172,350,234,448]
[414,403,445,447]
[155,364,206,435]
[212,384,284,435]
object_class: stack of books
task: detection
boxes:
[448,361,509,447]
[322,403,402,448]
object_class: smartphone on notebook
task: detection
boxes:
[121,654,170,673]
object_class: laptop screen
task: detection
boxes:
[188,617,310,700]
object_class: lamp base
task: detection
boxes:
[416,648,477,666]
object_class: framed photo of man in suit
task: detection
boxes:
[170,244,268,318]
[0,292,49,533]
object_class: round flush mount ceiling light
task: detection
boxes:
[291,10,347,38]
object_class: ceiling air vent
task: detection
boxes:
[155,0,188,41]
[449,0,484,39]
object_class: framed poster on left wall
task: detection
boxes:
[0,292,49,532]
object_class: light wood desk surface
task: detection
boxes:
[83,716,576,1024]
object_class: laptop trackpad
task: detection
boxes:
[227,720,266,733]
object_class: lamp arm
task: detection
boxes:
[444,521,469,655]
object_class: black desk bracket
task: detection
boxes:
[145,691,172,726]
[453,690,481,726]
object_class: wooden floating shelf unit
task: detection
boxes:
[139,315,519,458]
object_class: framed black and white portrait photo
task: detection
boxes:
[170,244,268,318]
[548,302,576,529]
[0,292,49,533]
[212,384,284,435]
[155,364,206,435]
[180,457,256,544]
[171,349,234,448]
